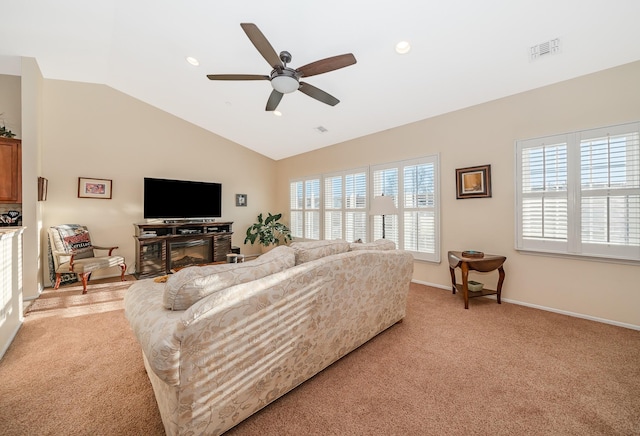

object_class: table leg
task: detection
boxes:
[496,265,505,304]
[461,262,470,309]
[449,266,457,294]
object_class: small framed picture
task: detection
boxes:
[78,177,112,199]
[456,165,492,199]
[236,194,247,207]
[37,176,48,201]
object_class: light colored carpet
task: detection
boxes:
[1,280,639,435]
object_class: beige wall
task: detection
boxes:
[21,57,45,299]
[0,74,21,137]
[276,60,640,328]
[40,79,277,283]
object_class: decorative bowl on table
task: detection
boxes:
[462,250,484,258]
[467,280,484,292]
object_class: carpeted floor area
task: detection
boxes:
[1,279,639,435]
[1,278,164,436]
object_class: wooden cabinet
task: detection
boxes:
[0,138,22,203]
[133,221,233,279]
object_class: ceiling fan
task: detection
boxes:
[207,23,357,111]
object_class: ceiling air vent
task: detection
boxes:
[530,38,560,61]
[315,126,328,133]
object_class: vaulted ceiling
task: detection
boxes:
[2,1,640,160]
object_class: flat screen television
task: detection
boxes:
[144,177,222,220]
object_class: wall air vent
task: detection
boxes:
[530,38,561,61]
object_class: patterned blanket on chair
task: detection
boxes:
[48,224,94,286]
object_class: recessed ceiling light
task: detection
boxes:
[273,110,282,117]
[395,41,411,54]
[186,56,200,66]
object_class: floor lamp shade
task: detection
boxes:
[370,195,398,238]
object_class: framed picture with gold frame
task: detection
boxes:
[78,177,112,199]
[456,165,492,199]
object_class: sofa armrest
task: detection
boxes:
[124,279,184,386]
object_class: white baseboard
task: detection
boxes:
[0,321,23,361]
[411,279,640,331]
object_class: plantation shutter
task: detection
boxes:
[372,167,399,244]
[290,177,320,240]
[324,169,367,242]
[517,136,569,253]
[324,175,342,240]
[403,161,437,255]
[579,126,640,259]
[345,171,368,242]
[305,179,320,240]
[516,121,640,261]
[290,181,303,238]
[372,155,440,262]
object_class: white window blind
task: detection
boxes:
[404,162,437,255]
[290,154,440,261]
[290,181,304,239]
[516,122,640,262]
[372,155,440,262]
[324,169,368,242]
[371,167,399,243]
[290,177,321,240]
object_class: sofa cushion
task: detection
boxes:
[163,245,295,310]
[349,239,396,251]
[289,239,350,265]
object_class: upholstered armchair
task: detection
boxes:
[48,224,126,294]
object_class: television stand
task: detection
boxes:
[163,218,216,224]
[133,221,233,279]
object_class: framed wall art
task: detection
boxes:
[236,194,247,207]
[456,164,492,199]
[78,177,112,199]
[37,176,48,201]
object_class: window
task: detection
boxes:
[290,177,320,240]
[290,155,440,261]
[324,168,368,242]
[372,156,440,262]
[516,122,640,262]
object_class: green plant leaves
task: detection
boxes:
[244,212,292,246]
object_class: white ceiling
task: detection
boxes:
[2,1,640,160]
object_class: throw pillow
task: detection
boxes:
[349,239,396,251]
[163,245,295,310]
[289,239,350,265]
[57,225,94,259]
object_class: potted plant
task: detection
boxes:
[244,213,292,251]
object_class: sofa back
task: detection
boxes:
[173,248,413,433]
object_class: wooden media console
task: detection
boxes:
[133,221,233,279]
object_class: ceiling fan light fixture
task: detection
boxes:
[271,75,299,94]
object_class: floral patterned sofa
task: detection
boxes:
[124,239,414,435]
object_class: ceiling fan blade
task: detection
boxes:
[265,89,284,111]
[240,23,283,69]
[298,82,340,106]
[296,53,357,78]
[207,74,269,81]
